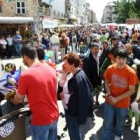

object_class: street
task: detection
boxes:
[0,58,140,140]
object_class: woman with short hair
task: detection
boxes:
[59,52,94,140]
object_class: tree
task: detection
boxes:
[113,0,130,23]
[134,0,140,18]
[113,0,140,23]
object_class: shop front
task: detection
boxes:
[0,17,34,39]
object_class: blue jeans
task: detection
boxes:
[101,103,128,140]
[31,120,58,140]
[65,110,81,140]
[15,44,22,56]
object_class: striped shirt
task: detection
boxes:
[18,63,59,125]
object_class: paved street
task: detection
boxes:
[0,58,140,140]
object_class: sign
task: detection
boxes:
[43,16,53,20]
[126,18,140,24]
[43,20,58,28]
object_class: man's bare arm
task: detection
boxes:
[11,93,24,105]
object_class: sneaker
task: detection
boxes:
[114,135,121,140]
[124,119,132,127]
[132,123,139,133]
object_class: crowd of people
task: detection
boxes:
[0,25,140,140]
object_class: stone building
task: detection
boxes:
[0,0,39,37]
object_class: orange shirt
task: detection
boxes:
[104,63,138,108]
[132,33,139,40]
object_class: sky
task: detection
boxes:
[87,0,115,22]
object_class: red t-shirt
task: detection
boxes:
[104,63,138,108]
[18,63,59,125]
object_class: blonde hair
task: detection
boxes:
[61,32,66,37]
[103,40,108,45]
[125,44,132,53]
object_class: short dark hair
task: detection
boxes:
[111,36,120,41]
[21,44,37,60]
[36,47,45,60]
[115,49,128,58]
[107,46,117,56]
[63,52,80,67]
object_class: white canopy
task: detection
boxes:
[0,17,34,23]
[57,24,75,28]
[43,20,58,28]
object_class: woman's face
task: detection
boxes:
[126,48,132,55]
[103,43,108,49]
[108,53,114,60]
[63,60,73,72]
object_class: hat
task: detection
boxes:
[90,42,99,48]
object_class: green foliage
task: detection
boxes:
[113,0,140,23]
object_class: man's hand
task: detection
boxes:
[10,93,24,104]
[108,96,119,104]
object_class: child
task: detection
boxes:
[125,64,140,133]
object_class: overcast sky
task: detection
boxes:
[87,0,115,22]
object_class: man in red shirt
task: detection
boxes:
[11,44,59,140]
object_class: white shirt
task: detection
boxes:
[92,54,100,76]
[0,39,7,49]
[59,73,73,109]
[6,37,13,46]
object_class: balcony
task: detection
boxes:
[50,9,66,20]
[65,0,76,7]
[38,7,50,16]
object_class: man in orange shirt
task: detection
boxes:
[101,49,138,140]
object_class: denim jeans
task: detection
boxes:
[65,110,81,140]
[31,120,58,140]
[101,103,128,140]
[15,44,22,57]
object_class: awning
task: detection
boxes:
[43,20,58,28]
[57,24,75,28]
[70,15,77,20]
[0,17,34,23]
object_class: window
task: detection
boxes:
[16,1,26,14]
[0,2,2,13]
[109,7,112,11]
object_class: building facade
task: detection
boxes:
[76,0,86,24]
[101,2,116,23]
[0,0,40,37]
[65,0,78,24]
[41,0,67,29]
[87,8,97,24]
[0,0,98,36]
